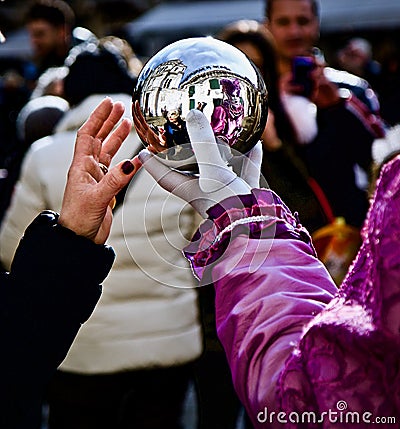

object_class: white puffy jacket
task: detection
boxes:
[0,94,203,373]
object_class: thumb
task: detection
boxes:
[97,158,140,204]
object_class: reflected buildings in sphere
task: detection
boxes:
[133,37,268,172]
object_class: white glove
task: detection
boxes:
[138,109,262,218]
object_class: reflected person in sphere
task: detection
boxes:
[211,78,244,147]
[162,106,191,148]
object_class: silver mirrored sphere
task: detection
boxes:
[133,37,268,172]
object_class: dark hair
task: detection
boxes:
[26,0,75,29]
[217,20,298,145]
[63,38,137,106]
[265,0,320,20]
[218,21,277,89]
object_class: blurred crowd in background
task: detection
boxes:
[1,1,400,428]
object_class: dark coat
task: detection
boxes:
[0,211,114,428]
[302,96,374,228]
[263,69,385,231]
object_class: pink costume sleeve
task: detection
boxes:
[183,155,400,428]
[210,105,227,134]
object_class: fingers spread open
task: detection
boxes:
[99,118,132,166]
[78,98,113,140]
[75,98,114,158]
[96,101,125,143]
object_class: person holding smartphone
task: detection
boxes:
[264,0,385,230]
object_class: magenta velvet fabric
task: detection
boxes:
[183,155,400,428]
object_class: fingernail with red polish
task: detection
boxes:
[122,160,135,175]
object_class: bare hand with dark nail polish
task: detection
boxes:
[59,98,141,244]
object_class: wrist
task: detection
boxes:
[58,211,100,244]
[25,209,85,239]
[19,210,115,283]
[184,189,313,280]
[27,210,91,245]
[58,211,84,238]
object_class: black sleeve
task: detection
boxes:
[0,211,115,428]
[314,99,373,170]
[304,100,374,227]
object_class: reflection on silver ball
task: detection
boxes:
[133,37,268,172]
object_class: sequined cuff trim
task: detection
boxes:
[183,189,312,279]
[212,214,278,246]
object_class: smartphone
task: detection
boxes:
[292,56,315,98]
